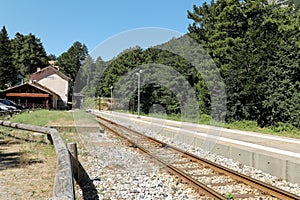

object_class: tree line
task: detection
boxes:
[1,0,299,129]
[187,0,300,127]
[0,26,88,92]
[79,0,299,128]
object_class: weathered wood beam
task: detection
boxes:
[0,120,75,200]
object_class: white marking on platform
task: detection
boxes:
[96,111,300,159]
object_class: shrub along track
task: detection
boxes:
[96,115,300,200]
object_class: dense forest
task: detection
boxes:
[187,0,300,127]
[0,26,88,90]
[0,0,299,129]
[82,0,300,128]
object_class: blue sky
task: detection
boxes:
[0,0,204,59]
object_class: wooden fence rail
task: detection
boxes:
[0,120,75,200]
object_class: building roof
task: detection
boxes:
[0,82,60,98]
[29,66,71,82]
[32,82,60,97]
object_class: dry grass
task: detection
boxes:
[0,129,56,200]
[0,110,97,199]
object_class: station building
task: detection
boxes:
[0,61,71,109]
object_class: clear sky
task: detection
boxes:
[0,0,204,59]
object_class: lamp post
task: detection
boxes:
[98,96,103,111]
[110,86,113,113]
[136,70,142,118]
[98,96,101,111]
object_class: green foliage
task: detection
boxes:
[0,27,57,88]
[225,120,259,130]
[11,32,48,75]
[96,47,145,97]
[47,54,57,61]
[226,193,234,199]
[57,41,88,102]
[82,96,97,109]
[10,110,73,126]
[77,56,107,97]
[199,114,212,124]
[223,120,300,138]
[0,26,17,89]
[57,41,88,81]
[270,122,299,133]
[188,0,300,128]
[91,44,209,119]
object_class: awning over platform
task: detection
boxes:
[6,93,50,98]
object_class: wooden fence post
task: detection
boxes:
[67,143,78,180]
[67,142,94,193]
[0,120,75,199]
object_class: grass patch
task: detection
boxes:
[223,120,300,139]
[224,120,259,131]
[1,109,96,150]
[122,111,300,139]
[4,109,300,139]
[9,110,74,126]
[73,110,99,126]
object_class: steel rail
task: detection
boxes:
[96,117,225,199]
[96,115,300,200]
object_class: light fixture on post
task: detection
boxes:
[135,70,142,119]
[98,96,101,111]
[99,96,103,111]
[110,86,113,113]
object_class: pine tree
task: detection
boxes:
[57,41,88,81]
[11,33,48,75]
[188,0,300,127]
[57,41,88,102]
[0,26,16,89]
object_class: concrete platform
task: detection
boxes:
[91,110,300,183]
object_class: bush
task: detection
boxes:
[83,97,97,109]
[270,122,298,133]
[199,114,211,124]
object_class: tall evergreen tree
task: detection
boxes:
[188,0,300,127]
[47,54,57,61]
[11,33,48,75]
[75,55,95,95]
[57,41,88,81]
[57,41,88,103]
[0,26,16,89]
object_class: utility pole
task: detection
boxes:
[136,70,142,118]
[110,86,113,113]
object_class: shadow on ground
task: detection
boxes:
[0,133,44,170]
[0,151,22,170]
[70,154,100,200]
[0,140,22,170]
[0,131,48,145]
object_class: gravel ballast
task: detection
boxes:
[75,112,300,199]
[76,131,202,199]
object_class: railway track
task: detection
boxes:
[96,115,300,200]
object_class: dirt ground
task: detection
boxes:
[0,111,97,200]
[0,129,56,200]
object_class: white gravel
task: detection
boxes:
[76,131,204,199]
[75,112,300,199]
[112,116,300,197]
